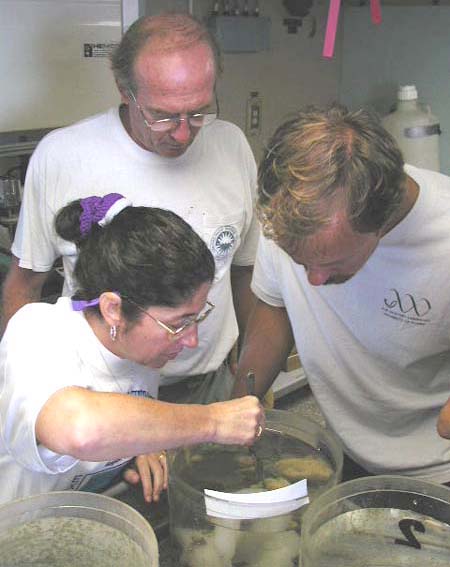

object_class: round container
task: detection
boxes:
[0,491,159,566]
[382,84,441,172]
[300,475,450,567]
[168,409,343,567]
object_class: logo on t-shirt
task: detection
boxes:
[129,389,154,399]
[382,288,432,325]
[210,225,237,260]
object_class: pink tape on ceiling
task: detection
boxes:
[322,0,341,59]
[370,0,382,24]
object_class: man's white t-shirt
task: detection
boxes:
[12,109,259,378]
[0,297,160,505]
[252,165,450,482]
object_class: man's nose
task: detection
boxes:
[306,267,330,286]
[170,117,192,144]
[178,324,198,349]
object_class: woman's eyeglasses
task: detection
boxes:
[124,297,215,338]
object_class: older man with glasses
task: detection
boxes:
[2,13,259,407]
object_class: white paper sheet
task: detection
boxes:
[204,479,309,519]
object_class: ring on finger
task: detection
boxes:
[256,424,263,438]
[158,451,166,461]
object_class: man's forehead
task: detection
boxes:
[136,40,214,73]
[289,217,366,263]
[134,44,215,97]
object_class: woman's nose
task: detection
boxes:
[178,324,198,349]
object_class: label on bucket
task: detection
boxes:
[204,478,309,519]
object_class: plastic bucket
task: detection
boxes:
[0,490,159,566]
[168,409,343,566]
[300,475,450,566]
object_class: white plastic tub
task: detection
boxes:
[0,490,159,566]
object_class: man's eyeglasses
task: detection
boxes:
[123,297,215,338]
[128,90,219,133]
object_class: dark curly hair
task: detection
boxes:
[55,201,215,323]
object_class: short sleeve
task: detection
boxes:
[0,304,84,472]
[231,130,260,266]
[12,135,63,271]
[251,236,286,308]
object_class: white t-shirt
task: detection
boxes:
[12,109,259,379]
[0,297,160,505]
[252,165,450,482]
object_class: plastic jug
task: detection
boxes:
[382,85,441,172]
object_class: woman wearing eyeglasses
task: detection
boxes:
[0,193,264,506]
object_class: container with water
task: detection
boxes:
[0,491,159,566]
[300,475,450,567]
[382,85,441,172]
[168,409,343,567]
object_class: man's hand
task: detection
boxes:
[1,256,49,334]
[437,398,450,439]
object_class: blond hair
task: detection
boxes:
[258,104,406,251]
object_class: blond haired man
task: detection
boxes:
[233,104,450,483]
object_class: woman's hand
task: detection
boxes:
[123,452,168,503]
[209,395,265,446]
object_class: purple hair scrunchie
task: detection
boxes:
[79,193,126,237]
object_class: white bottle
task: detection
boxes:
[382,85,441,172]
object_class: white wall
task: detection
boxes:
[0,0,341,168]
[127,0,342,160]
[0,0,121,133]
[339,4,450,175]
[3,1,448,173]
[199,0,342,161]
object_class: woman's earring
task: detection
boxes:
[110,325,117,342]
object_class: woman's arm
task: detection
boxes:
[35,386,264,461]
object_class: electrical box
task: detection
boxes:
[122,0,191,31]
[208,16,271,53]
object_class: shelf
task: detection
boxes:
[0,128,56,158]
[272,366,308,400]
